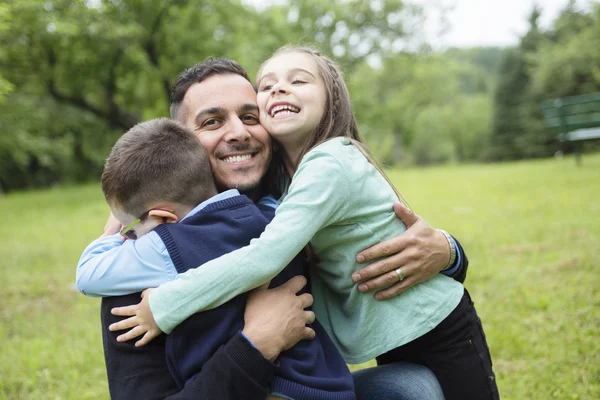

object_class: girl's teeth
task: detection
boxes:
[275,111,295,118]
[271,105,300,117]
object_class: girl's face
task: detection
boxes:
[256,52,327,149]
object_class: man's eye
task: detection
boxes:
[260,84,273,91]
[242,115,259,124]
[202,118,221,128]
[292,79,306,84]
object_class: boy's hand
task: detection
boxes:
[352,201,450,299]
[109,289,162,346]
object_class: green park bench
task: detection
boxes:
[543,92,600,165]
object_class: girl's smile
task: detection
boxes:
[256,52,327,161]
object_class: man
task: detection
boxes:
[101,58,469,399]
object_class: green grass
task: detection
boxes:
[1,154,599,399]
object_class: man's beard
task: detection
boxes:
[214,144,268,199]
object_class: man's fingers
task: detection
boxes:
[305,310,316,324]
[109,316,138,332]
[355,236,408,270]
[298,292,314,309]
[354,250,409,284]
[393,201,419,228]
[141,288,154,298]
[357,260,416,292]
[302,327,316,340]
[111,305,138,317]
[102,212,123,237]
[116,325,146,342]
[282,275,308,294]
[374,276,418,300]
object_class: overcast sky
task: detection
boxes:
[424,0,592,47]
[244,0,593,48]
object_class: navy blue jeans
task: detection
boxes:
[353,362,445,400]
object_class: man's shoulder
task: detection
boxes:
[257,195,279,211]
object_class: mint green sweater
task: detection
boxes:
[149,137,464,364]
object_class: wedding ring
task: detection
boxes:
[395,267,405,281]
[306,311,315,324]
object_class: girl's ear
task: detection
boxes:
[148,209,179,224]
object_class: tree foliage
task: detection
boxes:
[490,1,600,161]
[1,0,598,191]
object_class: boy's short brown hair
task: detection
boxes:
[102,118,215,216]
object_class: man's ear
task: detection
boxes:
[148,209,179,224]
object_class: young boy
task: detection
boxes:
[76,118,354,400]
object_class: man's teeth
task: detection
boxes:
[271,104,300,117]
[223,154,253,163]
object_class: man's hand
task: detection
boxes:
[109,289,162,347]
[102,212,122,237]
[242,276,316,361]
[352,202,451,300]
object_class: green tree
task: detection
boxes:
[531,2,600,98]
[0,0,421,191]
[489,6,547,160]
[349,53,461,164]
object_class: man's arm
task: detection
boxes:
[76,233,177,297]
[352,202,469,300]
[101,276,315,400]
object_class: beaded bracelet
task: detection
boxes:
[437,229,457,270]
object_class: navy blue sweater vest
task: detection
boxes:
[153,195,355,400]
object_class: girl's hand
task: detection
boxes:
[109,289,162,347]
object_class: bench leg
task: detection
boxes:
[574,141,583,166]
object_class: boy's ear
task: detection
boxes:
[149,209,179,224]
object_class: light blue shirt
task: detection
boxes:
[77,187,461,298]
[76,190,248,297]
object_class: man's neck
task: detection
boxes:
[239,187,264,203]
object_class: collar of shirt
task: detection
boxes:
[180,189,241,222]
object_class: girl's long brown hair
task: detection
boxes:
[259,45,408,207]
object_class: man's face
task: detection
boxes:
[180,74,271,194]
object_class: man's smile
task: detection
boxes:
[221,152,257,164]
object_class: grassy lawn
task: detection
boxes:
[1,154,599,399]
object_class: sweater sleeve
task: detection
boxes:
[101,295,275,400]
[149,150,350,333]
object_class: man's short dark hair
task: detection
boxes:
[102,118,215,216]
[170,58,252,122]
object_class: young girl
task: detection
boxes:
[129,46,499,400]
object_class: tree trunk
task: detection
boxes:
[393,124,404,164]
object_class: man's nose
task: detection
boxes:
[224,117,251,142]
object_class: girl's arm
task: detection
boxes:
[76,232,176,296]
[149,151,350,334]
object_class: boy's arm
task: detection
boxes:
[76,232,176,297]
[149,151,350,334]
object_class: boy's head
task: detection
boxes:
[102,118,217,239]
